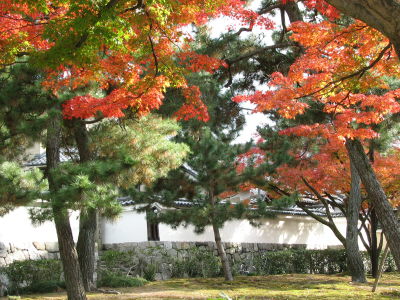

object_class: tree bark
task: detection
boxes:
[370,209,380,278]
[345,138,400,270]
[74,120,98,292]
[47,110,87,300]
[212,222,233,281]
[345,158,366,283]
[76,209,98,291]
[53,209,88,300]
[324,0,400,58]
[210,192,233,281]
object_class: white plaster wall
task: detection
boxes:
[160,216,347,249]
[0,207,79,242]
[101,208,147,244]
[101,208,348,249]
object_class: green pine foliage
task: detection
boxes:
[131,127,270,232]
[0,162,46,216]
[0,63,189,222]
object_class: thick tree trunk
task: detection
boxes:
[47,110,87,300]
[73,120,98,291]
[212,222,233,281]
[53,210,88,300]
[345,138,400,270]
[325,0,400,58]
[76,209,98,291]
[345,158,366,283]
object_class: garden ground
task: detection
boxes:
[4,273,400,300]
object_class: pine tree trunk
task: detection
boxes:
[346,157,366,283]
[370,209,379,278]
[212,222,233,281]
[77,209,98,291]
[345,138,400,270]
[209,191,233,281]
[46,109,87,300]
[73,121,98,291]
[53,209,88,300]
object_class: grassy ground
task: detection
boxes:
[3,273,400,300]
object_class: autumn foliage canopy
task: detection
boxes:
[0,0,273,122]
[233,1,400,205]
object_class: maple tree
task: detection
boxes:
[0,1,277,298]
[0,0,275,123]
[267,133,399,278]
[233,3,400,274]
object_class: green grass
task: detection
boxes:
[3,273,400,299]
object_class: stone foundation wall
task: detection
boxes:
[103,241,307,254]
[101,241,308,280]
[0,241,60,267]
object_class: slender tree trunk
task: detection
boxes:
[370,209,380,278]
[372,240,390,292]
[346,158,366,282]
[73,120,98,291]
[47,109,87,300]
[345,138,400,270]
[212,222,233,281]
[210,192,233,281]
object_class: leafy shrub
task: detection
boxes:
[143,264,157,281]
[170,248,221,278]
[254,250,294,275]
[0,259,63,294]
[252,249,347,276]
[25,280,60,294]
[98,271,147,288]
[101,250,134,270]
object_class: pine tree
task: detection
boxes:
[0,63,189,297]
[132,127,270,281]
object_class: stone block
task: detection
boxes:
[164,241,173,250]
[167,249,177,257]
[0,242,7,251]
[4,256,13,265]
[102,243,114,250]
[45,242,59,253]
[22,250,30,260]
[33,241,46,251]
[182,242,190,250]
[117,243,132,251]
[155,273,163,281]
[13,241,32,251]
[9,251,25,262]
[29,251,42,260]
[233,253,241,261]
[39,250,49,259]
[0,250,7,258]
[195,242,207,247]
[226,248,235,255]
[47,252,59,260]
[138,242,149,249]
[258,243,266,250]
